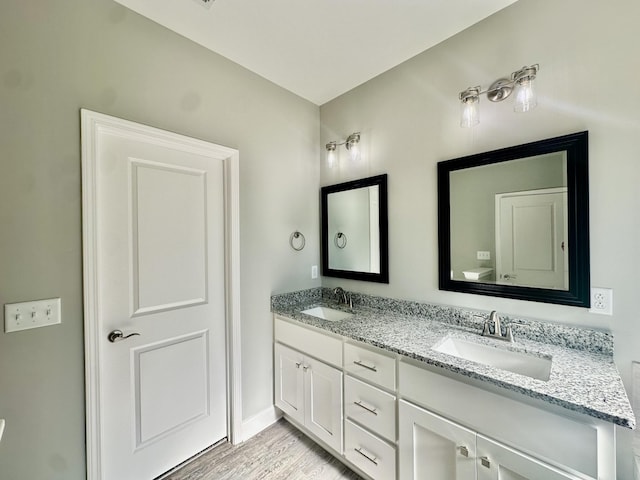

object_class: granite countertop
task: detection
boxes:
[272,297,635,429]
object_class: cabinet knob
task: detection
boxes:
[480,456,491,468]
[458,445,469,457]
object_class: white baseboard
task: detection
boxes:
[238,406,281,443]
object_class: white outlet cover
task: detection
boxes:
[590,287,613,315]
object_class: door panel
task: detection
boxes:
[131,159,207,314]
[133,331,209,447]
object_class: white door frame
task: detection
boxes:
[81,109,242,480]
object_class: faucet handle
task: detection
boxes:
[505,325,514,342]
[481,320,491,336]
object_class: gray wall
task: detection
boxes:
[0,0,320,478]
[320,0,640,477]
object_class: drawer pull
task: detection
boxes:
[353,360,378,372]
[295,362,301,369]
[353,400,378,416]
[458,445,469,457]
[354,447,378,466]
[480,456,491,468]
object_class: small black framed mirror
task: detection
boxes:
[321,174,389,283]
[438,132,590,307]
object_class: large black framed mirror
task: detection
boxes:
[438,131,590,307]
[321,174,389,283]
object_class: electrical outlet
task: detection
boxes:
[477,251,491,260]
[311,265,318,279]
[590,287,613,315]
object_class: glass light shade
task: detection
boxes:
[460,97,479,128]
[347,142,360,162]
[514,77,537,113]
[326,148,337,168]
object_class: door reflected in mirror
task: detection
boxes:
[438,132,590,307]
[450,152,568,290]
[322,174,389,283]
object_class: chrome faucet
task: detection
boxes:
[482,310,514,342]
[333,287,353,308]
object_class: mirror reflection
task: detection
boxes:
[438,131,590,307]
[450,152,568,289]
[322,174,389,283]
[327,185,381,273]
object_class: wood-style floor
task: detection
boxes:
[161,419,364,480]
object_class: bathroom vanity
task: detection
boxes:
[272,289,634,480]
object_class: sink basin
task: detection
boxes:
[301,306,354,322]
[434,337,552,381]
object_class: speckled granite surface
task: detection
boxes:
[271,288,635,429]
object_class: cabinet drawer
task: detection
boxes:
[344,342,396,391]
[345,375,396,442]
[345,420,396,480]
[274,317,342,367]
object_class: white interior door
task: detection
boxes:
[82,110,239,480]
[495,188,567,289]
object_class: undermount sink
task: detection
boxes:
[434,336,552,381]
[301,306,354,322]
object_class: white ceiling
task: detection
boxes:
[113,0,519,105]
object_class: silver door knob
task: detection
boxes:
[108,329,141,343]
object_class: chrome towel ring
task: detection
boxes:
[290,231,305,251]
[334,232,347,249]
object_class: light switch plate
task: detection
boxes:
[4,298,61,333]
[477,251,491,260]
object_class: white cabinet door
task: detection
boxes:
[399,400,476,480]
[274,343,305,425]
[275,342,343,453]
[305,355,344,453]
[476,435,583,480]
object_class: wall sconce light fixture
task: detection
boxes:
[459,64,539,128]
[325,132,361,167]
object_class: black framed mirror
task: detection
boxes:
[438,132,590,307]
[321,174,389,283]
